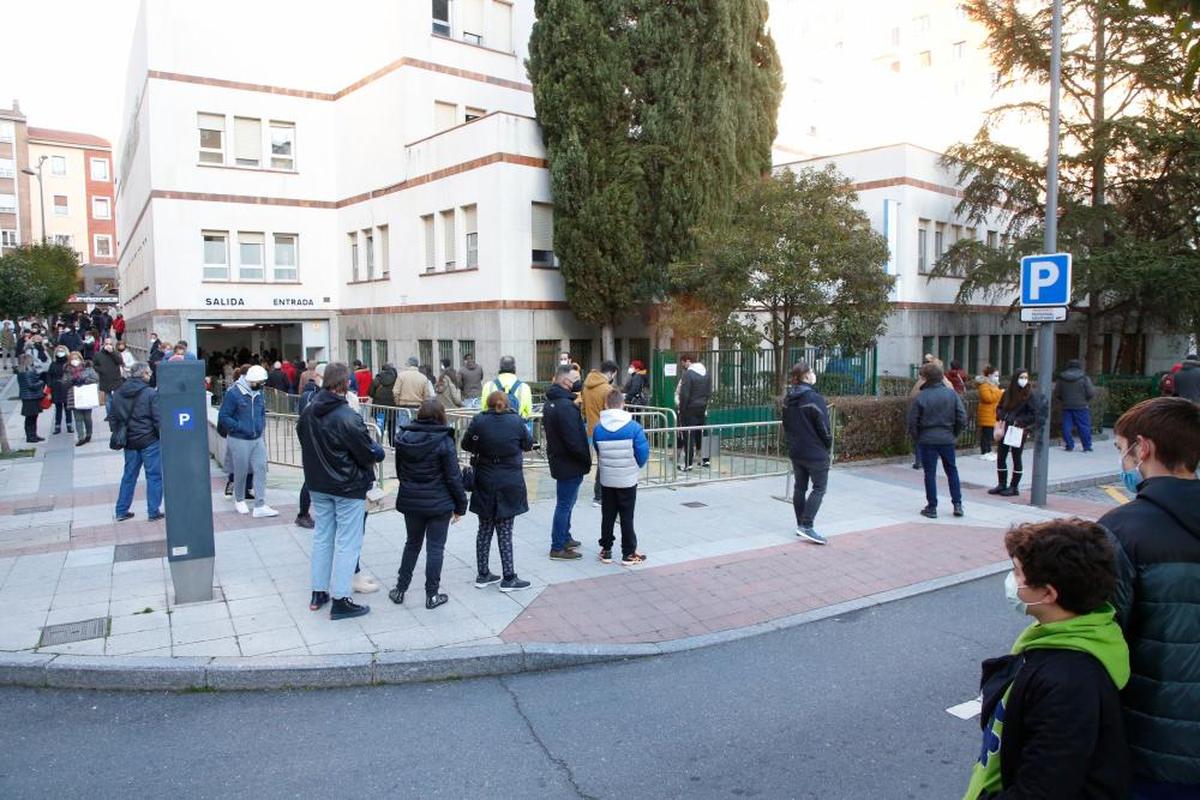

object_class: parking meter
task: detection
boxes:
[157,360,215,603]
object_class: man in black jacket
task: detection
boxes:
[781,362,832,545]
[1053,358,1097,451]
[541,363,589,560]
[110,363,163,523]
[1172,354,1200,403]
[1099,397,1200,796]
[964,519,1130,799]
[296,362,385,620]
[906,362,967,519]
[677,354,712,470]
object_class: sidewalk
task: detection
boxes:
[0,382,1122,689]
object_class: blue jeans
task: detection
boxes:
[551,475,583,550]
[919,443,962,508]
[462,397,481,409]
[1062,407,1093,451]
[309,492,366,600]
[115,441,163,517]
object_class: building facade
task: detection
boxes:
[0,102,33,256]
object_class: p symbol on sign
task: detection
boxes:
[176,410,194,430]
[1029,261,1059,301]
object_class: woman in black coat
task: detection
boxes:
[47,345,72,435]
[989,367,1038,498]
[462,390,534,592]
[389,399,468,610]
[16,353,46,443]
[93,340,124,406]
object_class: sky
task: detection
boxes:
[0,0,141,147]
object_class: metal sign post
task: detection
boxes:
[157,360,216,603]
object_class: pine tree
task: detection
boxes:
[527,0,782,359]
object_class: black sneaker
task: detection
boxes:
[499,576,531,593]
[565,538,581,550]
[920,506,938,519]
[953,503,964,517]
[115,512,135,522]
[388,586,405,604]
[309,591,330,611]
[330,596,369,620]
[294,513,314,529]
[701,458,711,467]
[224,480,234,497]
[245,489,256,501]
[475,572,502,588]
[426,593,449,610]
[987,485,1005,495]
[148,512,165,521]
[549,548,582,560]
[598,549,613,564]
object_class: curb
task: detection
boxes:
[0,561,1010,692]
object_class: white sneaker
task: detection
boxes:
[983,452,997,462]
[235,500,250,514]
[352,573,381,594]
[252,505,279,518]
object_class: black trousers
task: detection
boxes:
[980,426,994,454]
[599,485,638,557]
[681,407,707,466]
[396,512,451,596]
[791,457,829,528]
[23,414,38,441]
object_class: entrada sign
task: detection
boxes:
[204,297,317,307]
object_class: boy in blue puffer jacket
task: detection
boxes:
[592,388,650,565]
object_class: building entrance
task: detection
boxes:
[195,322,320,364]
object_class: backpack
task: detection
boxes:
[492,378,524,415]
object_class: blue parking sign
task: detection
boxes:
[1020,253,1072,307]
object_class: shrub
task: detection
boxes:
[878,376,913,397]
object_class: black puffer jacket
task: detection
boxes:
[17,368,45,400]
[47,357,70,403]
[781,382,832,462]
[462,410,532,519]
[907,382,967,446]
[541,383,591,480]
[110,377,159,450]
[368,367,397,406]
[93,348,124,393]
[1173,359,1200,403]
[393,421,468,517]
[1099,477,1200,785]
[1053,361,1096,410]
[297,389,385,499]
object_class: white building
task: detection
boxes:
[116,0,652,380]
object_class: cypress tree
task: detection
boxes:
[528,0,781,358]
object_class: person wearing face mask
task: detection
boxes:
[16,353,47,443]
[975,366,1003,462]
[964,518,1130,800]
[110,362,164,522]
[541,363,590,559]
[80,329,98,362]
[907,361,967,519]
[623,359,648,406]
[782,361,833,544]
[1097,397,1200,797]
[47,346,73,435]
[218,364,278,517]
[488,355,534,434]
[989,368,1037,498]
[582,360,620,507]
[64,353,99,446]
[94,338,124,409]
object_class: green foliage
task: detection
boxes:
[0,243,79,317]
[680,166,893,393]
[527,0,782,336]
[935,0,1200,372]
[1131,0,1200,91]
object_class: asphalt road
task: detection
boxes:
[0,574,1026,800]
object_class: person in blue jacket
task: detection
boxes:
[592,388,650,565]
[218,363,277,517]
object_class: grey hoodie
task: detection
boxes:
[1053,360,1096,410]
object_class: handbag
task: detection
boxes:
[460,463,475,493]
[73,383,99,410]
[1002,423,1026,448]
[39,385,52,410]
[993,420,1006,443]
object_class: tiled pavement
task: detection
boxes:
[0,378,1121,661]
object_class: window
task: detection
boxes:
[1000,233,1011,250]
[463,204,478,268]
[986,230,998,248]
[938,336,952,366]
[950,224,962,246]
[435,101,458,131]
[918,50,932,68]
[198,113,225,164]
[94,234,113,258]
[432,0,450,35]
[234,117,261,167]
[458,340,476,363]
[0,194,14,214]
[966,226,977,240]
[53,195,68,215]
[421,214,435,271]
[915,14,930,31]
[92,197,111,219]
[570,339,593,372]
[376,341,388,369]
[203,231,229,279]
[418,339,433,367]
[238,231,265,280]
[461,0,484,44]
[1,230,18,247]
[0,120,13,142]
[269,121,294,170]
[968,335,981,374]
[441,208,456,269]
[274,234,298,281]
[360,340,373,370]
[916,220,929,272]
[953,41,965,60]
[464,107,486,123]
[0,157,13,178]
[50,155,66,176]
[53,234,71,248]
[438,339,454,366]
[349,232,360,281]
[531,202,555,266]
[347,340,358,365]
[90,158,110,181]
[934,223,945,259]
[890,26,900,45]
[379,224,390,276]
[536,340,559,382]
[364,229,375,279]
[492,0,513,51]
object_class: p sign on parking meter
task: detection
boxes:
[1020,253,1072,307]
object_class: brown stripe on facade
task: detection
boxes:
[849,176,963,199]
[340,300,571,315]
[147,70,337,101]
[892,301,1017,313]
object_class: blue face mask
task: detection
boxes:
[1120,444,1143,494]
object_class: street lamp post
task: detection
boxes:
[20,155,48,243]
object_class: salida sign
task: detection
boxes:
[205,296,320,307]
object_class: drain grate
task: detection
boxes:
[114,540,167,563]
[13,505,54,515]
[681,501,708,508]
[39,617,109,647]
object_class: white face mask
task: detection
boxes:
[628,367,635,374]
[1005,570,1048,615]
[990,374,1000,385]
[70,360,81,367]
[1017,377,1029,388]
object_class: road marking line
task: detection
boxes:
[1101,484,1131,505]
[946,698,982,720]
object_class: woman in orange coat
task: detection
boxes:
[976,365,1004,461]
